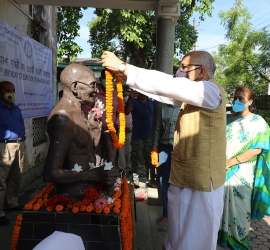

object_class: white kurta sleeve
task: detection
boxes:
[126,65,222,110]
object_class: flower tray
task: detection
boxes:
[13,179,136,250]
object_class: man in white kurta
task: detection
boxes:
[101,51,226,250]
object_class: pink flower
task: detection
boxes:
[94,197,108,209]
[91,107,102,119]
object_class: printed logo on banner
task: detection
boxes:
[24,40,33,59]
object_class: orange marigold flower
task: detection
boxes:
[33,203,41,211]
[55,205,64,212]
[114,201,121,208]
[47,187,54,193]
[13,226,20,233]
[103,207,110,214]
[107,203,113,209]
[43,198,48,206]
[95,207,102,214]
[72,207,79,213]
[37,198,43,205]
[16,220,22,226]
[113,207,120,214]
[24,203,33,210]
[31,198,38,204]
[36,194,42,199]
[115,198,121,203]
[80,205,86,212]
[46,206,54,212]
[112,190,122,198]
[67,203,73,209]
[86,204,94,213]
[17,214,23,221]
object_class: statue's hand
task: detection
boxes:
[88,111,102,148]
[101,168,119,186]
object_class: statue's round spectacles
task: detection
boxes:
[73,81,97,89]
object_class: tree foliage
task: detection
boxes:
[88,1,215,71]
[213,0,270,98]
[57,7,87,63]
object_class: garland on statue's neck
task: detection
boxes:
[105,70,126,149]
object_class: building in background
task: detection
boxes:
[0,1,57,190]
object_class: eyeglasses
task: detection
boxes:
[73,81,97,89]
[180,63,202,70]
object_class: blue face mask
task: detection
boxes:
[232,100,246,113]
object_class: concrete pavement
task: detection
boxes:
[1,175,270,250]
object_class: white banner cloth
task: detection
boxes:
[0,18,52,118]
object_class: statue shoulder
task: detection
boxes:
[47,110,74,128]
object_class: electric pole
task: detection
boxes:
[193,18,200,51]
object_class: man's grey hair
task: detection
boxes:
[185,51,216,78]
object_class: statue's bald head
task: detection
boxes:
[60,64,95,89]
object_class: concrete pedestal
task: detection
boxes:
[17,211,122,250]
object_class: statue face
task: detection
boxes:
[74,77,97,103]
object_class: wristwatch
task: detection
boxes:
[118,63,126,74]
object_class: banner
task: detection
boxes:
[0,18,52,118]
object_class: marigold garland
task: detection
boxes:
[11,214,23,250]
[12,177,133,249]
[120,176,133,250]
[105,70,126,149]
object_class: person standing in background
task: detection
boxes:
[125,90,153,180]
[218,87,270,250]
[117,86,132,174]
[151,101,180,225]
[0,80,25,226]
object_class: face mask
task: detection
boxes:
[175,69,189,79]
[4,92,16,102]
[101,79,106,88]
[232,100,246,113]
[175,68,201,81]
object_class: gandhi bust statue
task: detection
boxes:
[43,64,118,199]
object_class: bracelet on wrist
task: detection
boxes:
[236,157,241,163]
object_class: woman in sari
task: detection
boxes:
[218,87,270,250]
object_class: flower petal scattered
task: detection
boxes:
[107,197,115,204]
[104,161,114,171]
[71,163,83,172]
[89,162,96,170]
